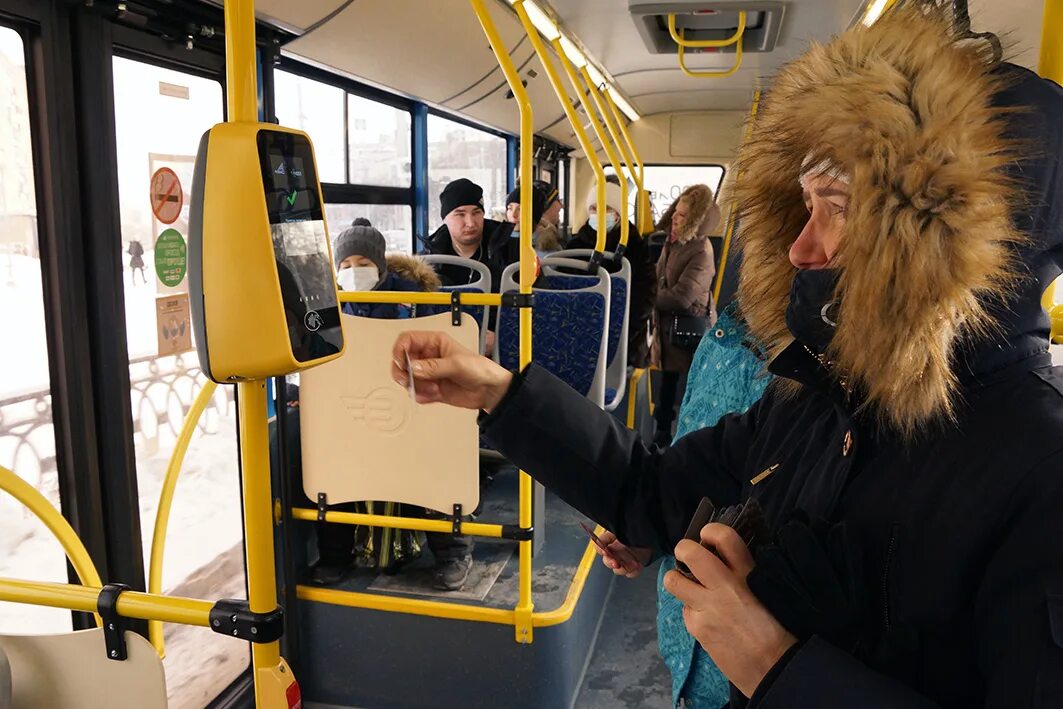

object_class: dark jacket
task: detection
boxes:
[422,219,516,291]
[341,254,441,319]
[483,10,1063,708]
[571,220,656,367]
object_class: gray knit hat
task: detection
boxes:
[333,223,386,275]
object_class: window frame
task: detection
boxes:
[270,57,516,253]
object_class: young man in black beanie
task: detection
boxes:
[423,177,516,290]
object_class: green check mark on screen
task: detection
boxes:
[286,190,298,206]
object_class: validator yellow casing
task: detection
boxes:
[188,122,345,382]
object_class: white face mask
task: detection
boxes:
[337,265,380,292]
[605,212,619,232]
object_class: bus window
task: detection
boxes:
[0,25,71,636]
[112,56,248,709]
[325,203,413,255]
[347,93,412,188]
[274,69,346,184]
[427,114,508,233]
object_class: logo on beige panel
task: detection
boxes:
[341,387,410,434]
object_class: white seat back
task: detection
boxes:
[420,255,492,354]
[0,628,166,709]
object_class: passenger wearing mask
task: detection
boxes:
[569,176,656,367]
[322,223,476,590]
[423,178,515,289]
[391,7,1063,706]
[652,185,720,444]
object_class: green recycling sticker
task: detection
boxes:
[154,228,187,288]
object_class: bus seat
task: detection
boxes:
[495,260,611,408]
[543,250,632,412]
[0,628,166,708]
[420,255,492,354]
[299,311,481,514]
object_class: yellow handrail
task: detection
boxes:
[148,380,218,657]
[667,12,746,48]
[0,578,214,627]
[513,2,607,256]
[602,89,653,234]
[1040,0,1061,342]
[581,67,638,249]
[0,464,103,626]
[678,32,743,79]
[337,290,502,306]
[290,507,510,538]
[713,89,760,304]
[296,523,601,629]
[469,0,536,644]
[554,48,629,250]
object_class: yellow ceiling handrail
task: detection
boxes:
[668,11,746,48]
[678,29,743,79]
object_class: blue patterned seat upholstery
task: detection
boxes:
[497,289,606,397]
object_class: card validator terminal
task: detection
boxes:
[188,124,344,382]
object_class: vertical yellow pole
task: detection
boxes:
[588,76,640,240]
[224,1,293,704]
[1039,0,1062,338]
[578,67,630,249]
[712,89,760,304]
[549,39,608,254]
[556,50,628,251]
[602,90,651,234]
[469,0,535,644]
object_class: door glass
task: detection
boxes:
[427,114,508,233]
[606,164,725,227]
[0,26,70,635]
[112,56,247,708]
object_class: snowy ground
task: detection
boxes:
[1,252,247,702]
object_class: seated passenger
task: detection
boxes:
[423,178,516,289]
[569,176,656,367]
[311,223,475,588]
[504,181,564,255]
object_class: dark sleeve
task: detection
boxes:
[656,245,713,313]
[480,364,754,551]
[628,229,657,315]
[749,449,1063,708]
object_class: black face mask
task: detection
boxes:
[786,268,841,353]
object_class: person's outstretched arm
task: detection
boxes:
[392,330,755,551]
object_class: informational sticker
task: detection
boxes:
[154,228,187,288]
[150,166,184,225]
[156,292,192,356]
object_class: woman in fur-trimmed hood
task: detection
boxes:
[395,5,1063,707]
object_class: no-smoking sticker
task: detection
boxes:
[150,167,184,225]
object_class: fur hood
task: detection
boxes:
[733,6,1044,435]
[386,253,442,292]
[657,185,721,243]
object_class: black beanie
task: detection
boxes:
[333,224,386,275]
[505,183,546,225]
[535,180,559,210]
[440,178,484,220]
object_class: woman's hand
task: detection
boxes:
[392,331,513,413]
[664,523,797,698]
[594,530,652,579]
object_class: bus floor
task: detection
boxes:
[576,559,672,708]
